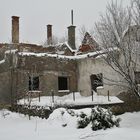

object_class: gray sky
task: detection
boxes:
[0,0,129,44]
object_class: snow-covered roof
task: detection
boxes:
[44,42,77,55]
[18,47,119,60]
[64,42,77,53]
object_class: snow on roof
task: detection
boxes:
[44,42,77,53]
[18,47,119,60]
[64,42,77,53]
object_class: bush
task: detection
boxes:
[77,113,90,128]
[77,106,121,131]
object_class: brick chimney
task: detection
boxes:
[12,16,19,43]
[67,25,76,50]
[47,24,52,45]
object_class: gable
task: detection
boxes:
[78,32,99,53]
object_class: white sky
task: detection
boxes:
[0,0,129,44]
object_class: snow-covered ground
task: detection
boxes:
[0,108,140,140]
[18,92,123,108]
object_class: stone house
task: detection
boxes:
[0,16,78,104]
[78,25,140,97]
[0,16,140,105]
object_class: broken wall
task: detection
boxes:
[16,55,78,97]
[77,57,127,96]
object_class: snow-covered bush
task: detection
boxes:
[47,107,120,131]
[77,113,90,128]
[77,106,121,131]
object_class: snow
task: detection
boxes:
[56,50,65,55]
[58,90,70,93]
[5,49,18,54]
[0,59,5,64]
[0,109,140,140]
[18,47,119,60]
[96,86,104,89]
[64,42,77,53]
[18,51,96,60]
[18,92,123,108]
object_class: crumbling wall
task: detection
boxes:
[0,71,11,104]
[77,57,126,96]
[0,44,19,104]
[16,55,78,97]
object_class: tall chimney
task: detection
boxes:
[67,10,76,50]
[47,24,52,45]
[12,16,19,43]
[67,25,76,49]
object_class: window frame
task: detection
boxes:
[58,76,69,92]
[29,76,39,91]
[90,73,103,92]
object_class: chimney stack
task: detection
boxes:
[12,16,19,43]
[67,25,76,50]
[67,10,76,50]
[47,24,52,45]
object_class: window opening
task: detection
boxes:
[90,73,103,92]
[58,77,68,91]
[29,76,39,90]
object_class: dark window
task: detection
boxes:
[58,77,68,90]
[135,72,140,84]
[90,73,103,92]
[29,76,39,90]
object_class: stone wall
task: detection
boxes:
[0,72,11,104]
[0,42,78,104]
[16,55,78,97]
[0,46,14,104]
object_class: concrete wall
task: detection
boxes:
[78,57,126,96]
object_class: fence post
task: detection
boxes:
[51,90,54,103]
[73,92,75,101]
[92,90,93,101]
[108,90,110,101]
[39,92,40,102]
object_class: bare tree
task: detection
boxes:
[95,0,140,96]
[132,0,140,25]
[79,25,87,42]
[79,25,95,42]
[43,34,68,47]
[43,35,58,47]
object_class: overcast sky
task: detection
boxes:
[0,0,129,44]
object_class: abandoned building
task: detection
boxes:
[0,16,140,105]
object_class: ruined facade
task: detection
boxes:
[0,16,78,104]
[0,16,140,104]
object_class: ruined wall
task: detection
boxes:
[0,71,11,104]
[17,55,78,96]
[0,42,77,104]
[0,59,14,104]
[0,44,20,104]
[78,57,127,96]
